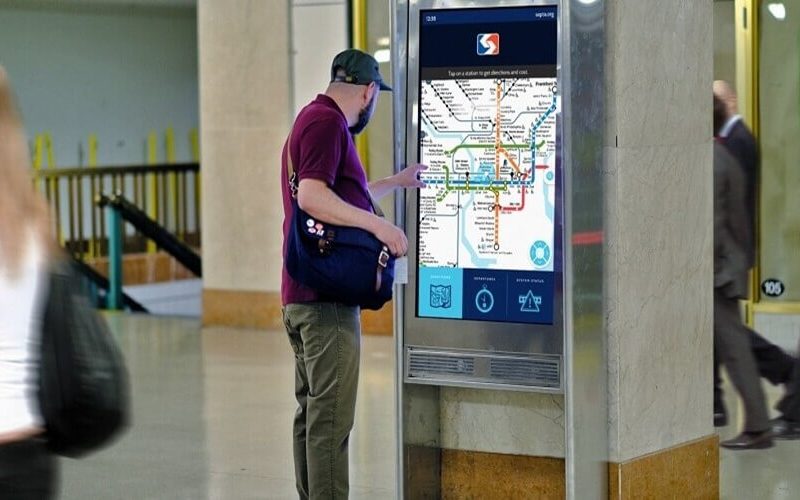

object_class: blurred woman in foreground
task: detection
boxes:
[0,66,58,498]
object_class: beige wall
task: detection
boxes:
[199,0,291,294]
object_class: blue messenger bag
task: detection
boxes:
[284,132,395,310]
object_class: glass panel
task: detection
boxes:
[366,0,395,219]
[714,0,736,83]
[759,1,800,301]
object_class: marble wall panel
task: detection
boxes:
[607,141,714,462]
[440,388,565,458]
[603,0,715,463]
[605,0,714,149]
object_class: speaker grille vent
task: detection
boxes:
[408,352,475,376]
[489,357,560,387]
[406,348,562,391]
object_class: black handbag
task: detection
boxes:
[37,258,130,457]
[284,130,395,310]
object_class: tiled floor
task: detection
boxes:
[59,314,395,499]
[58,314,800,499]
[717,376,800,500]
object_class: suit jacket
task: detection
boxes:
[721,119,759,266]
[714,142,752,299]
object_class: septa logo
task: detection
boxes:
[476,33,500,56]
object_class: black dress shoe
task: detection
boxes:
[714,412,728,427]
[771,417,800,440]
[720,431,774,450]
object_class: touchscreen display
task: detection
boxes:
[417,6,559,325]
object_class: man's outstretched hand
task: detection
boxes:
[394,163,427,189]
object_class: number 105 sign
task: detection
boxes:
[762,279,785,298]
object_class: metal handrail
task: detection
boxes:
[100,192,201,310]
[70,255,149,312]
[97,193,202,276]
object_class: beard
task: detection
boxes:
[349,94,377,135]
[349,105,371,135]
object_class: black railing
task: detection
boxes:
[97,193,202,277]
[71,256,148,312]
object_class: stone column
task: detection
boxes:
[198,0,291,328]
[605,0,716,496]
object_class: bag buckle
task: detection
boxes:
[378,246,390,268]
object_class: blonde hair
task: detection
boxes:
[0,66,52,275]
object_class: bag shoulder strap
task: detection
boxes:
[286,127,298,199]
[285,125,384,217]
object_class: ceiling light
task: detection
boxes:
[374,49,390,64]
[768,3,786,20]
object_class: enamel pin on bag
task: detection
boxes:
[284,129,395,310]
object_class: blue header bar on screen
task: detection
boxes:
[420,6,558,69]
[421,6,557,26]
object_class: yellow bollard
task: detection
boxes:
[88,134,98,167]
[190,128,200,242]
[351,0,371,178]
[43,133,63,246]
[146,130,158,253]
[189,128,199,162]
[165,127,179,238]
[33,134,44,191]
[87,134,99,258]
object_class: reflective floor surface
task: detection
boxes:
[58,314,800,499]
[59,314,395,499]
[718,373,800,500]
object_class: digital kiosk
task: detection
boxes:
[392,1,607,498]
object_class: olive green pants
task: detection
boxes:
[283,302,361,500]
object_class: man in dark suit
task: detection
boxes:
[713,95,773,449]
[712,81,796,427]
[714,81,759,249]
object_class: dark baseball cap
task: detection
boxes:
[330,49,392,91]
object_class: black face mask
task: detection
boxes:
[348,103,371,135]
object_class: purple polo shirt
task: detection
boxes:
[281,94,373,305]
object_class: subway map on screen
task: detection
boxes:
[417,6,559,324]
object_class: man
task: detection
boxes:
[714,80,759,246]
[713,94,773,450]
[280,49,424,499]
[711,80,796,427]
